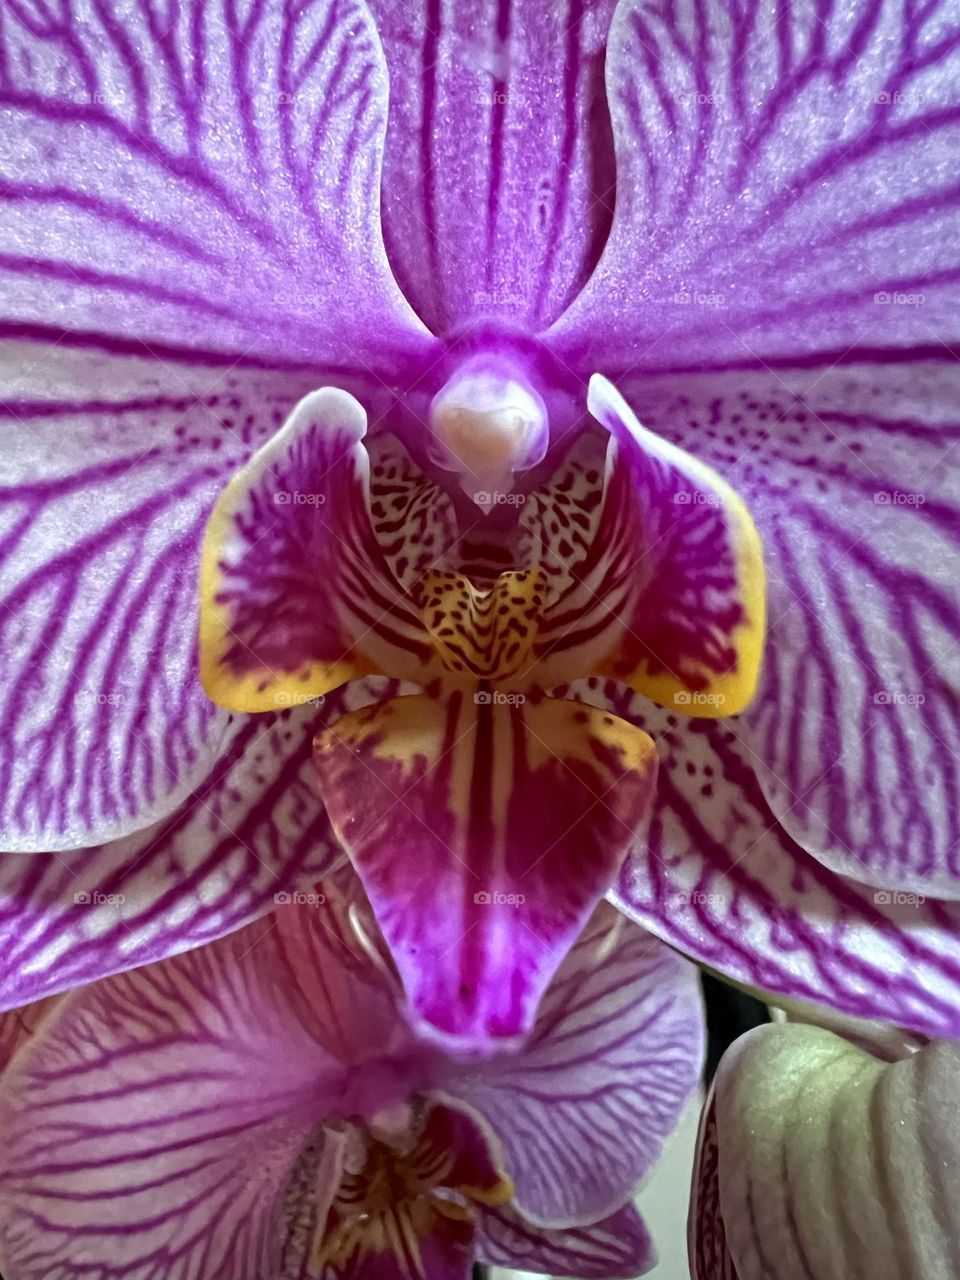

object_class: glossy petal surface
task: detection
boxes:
[0,0,426,367]
[709,1025,960,1280]
[552,0,960,369]
[314,691,658,1046]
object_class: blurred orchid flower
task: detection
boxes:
[689,1017,960,1280]
[0,878,704,1279]
[2,0,960,1046]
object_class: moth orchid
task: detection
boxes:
[689,1018,959,1280]
[0,878,704,1280]
[2,0,960,1047]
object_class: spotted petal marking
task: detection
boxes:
[607,365,960,901]
[581,676,960,1041]
[313,691,658,1047]
[413,568,547,680]
[516,429,608,602]
[367,436,460,591]
[534,376,765,717]
[200,389,432,712]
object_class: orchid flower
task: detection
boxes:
[0,876,704,1279]
[689,1017,960,1280]
[3,0,960,1048]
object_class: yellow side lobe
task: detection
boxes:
[198,467,370,713]
[617,483,766,720]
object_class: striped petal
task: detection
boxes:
[457,902,704,1225]
[371,0,618,335]
[0,0,426,369]
[550,0,960,369]
[535,376,765,718]
[0,350,322,850]
[0,910,353,1280]
[594,677,960,1040]
[199,389,433,712]
[479,1201,654,1279]
[704,1024,960,1280]
[605,365,960,899]
[0,683,385,1012]
[314,690,658,1047]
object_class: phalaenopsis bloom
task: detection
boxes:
[0,877,703,1279]
[1,0,960,1051]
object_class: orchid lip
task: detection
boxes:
[428,352,549,510]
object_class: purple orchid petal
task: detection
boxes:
[0,865,702,1280]
[456,902,704,1226]
[313,691,659,1047]
[479,1200,654,1279]
[608,366,960,898]
[0,0,429,369]
[0,687,367,1011]
[702,1024,960,1280]
[0,354,333,850]
[550,0,960,369]
[0,911,352,1280]
[585,679,960,1041]
[371,0,618,335]
[534,375,765,714]
[199,389,436,712]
